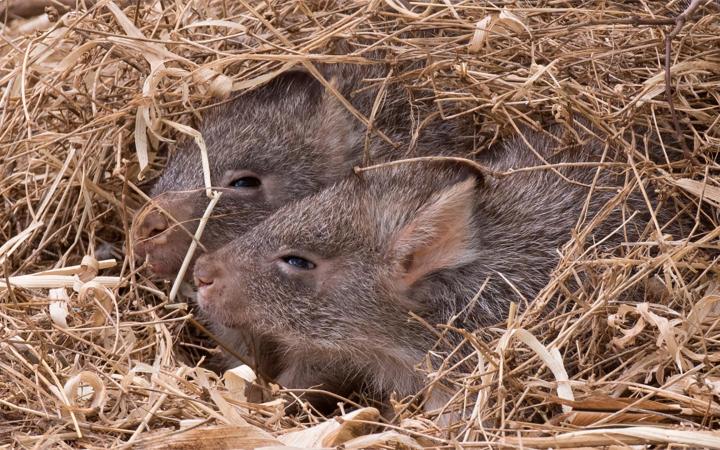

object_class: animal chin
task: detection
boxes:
[196,288,245,328]
[195,284,215,310]
[144,249,189,280]
[146,259,176,279]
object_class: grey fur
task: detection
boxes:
[194,124,680,407]
[133,64,473,278]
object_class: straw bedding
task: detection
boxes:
[1,0,719,447]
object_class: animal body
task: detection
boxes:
[192,123,680,412]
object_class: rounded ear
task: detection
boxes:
[435,159,487,188]
[265,69,324,99]
[388,177,478,288]
[269,68,341,97]
[454,161,486,187]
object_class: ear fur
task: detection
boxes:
[313,78,365,174]
[263,69,325,104]
[390,177,478,287]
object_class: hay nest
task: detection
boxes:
[1,0,719,447]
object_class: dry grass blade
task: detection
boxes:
[500,426,720,448]
[0,0,718,447]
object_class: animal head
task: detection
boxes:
[132,69,370,278]
[193,164,482,356]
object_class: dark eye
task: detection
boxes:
[281,255,316,270]
[231,176,261,188]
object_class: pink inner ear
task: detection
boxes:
[392,178,477,288]
[399,217,473,287]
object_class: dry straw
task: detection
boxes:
[1,0,719,447]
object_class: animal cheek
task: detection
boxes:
[198,279,247,328]
[136,232,196,279]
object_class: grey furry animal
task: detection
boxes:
[133,65,472,279]
[192,124,679,412]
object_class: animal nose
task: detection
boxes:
[136,210,169,240]
[194,263,220,288]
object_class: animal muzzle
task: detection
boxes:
[131,192,197,278]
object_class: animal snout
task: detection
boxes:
[193,257,229,308]
[194,258,224,288]
[135,209,169,241]
[131,193,198,278]
[195,267,215,287]
[133,193,195,246]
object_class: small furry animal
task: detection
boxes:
[192,123,680,411]
[133,65,473,279]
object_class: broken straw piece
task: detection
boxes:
[63,371,107,416]
[498,328,574,413]
[686,294,720,336]
[49,288,70,328]
[0,275,120,290]
[179,419,206,429]
[193,67,233,99]
[225,365,257,386]
[500,425,720,448]
[224,365,258,404]
[161,119,212,195]
[278,407,381,448]
[672,178,720,208]
[77,281,115,327]
[36,258,116,276]
[78,255,100,282]
[340,431,423,449]
[2,257,118,291]
[468,9,530,53]
[468,16,493,52]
